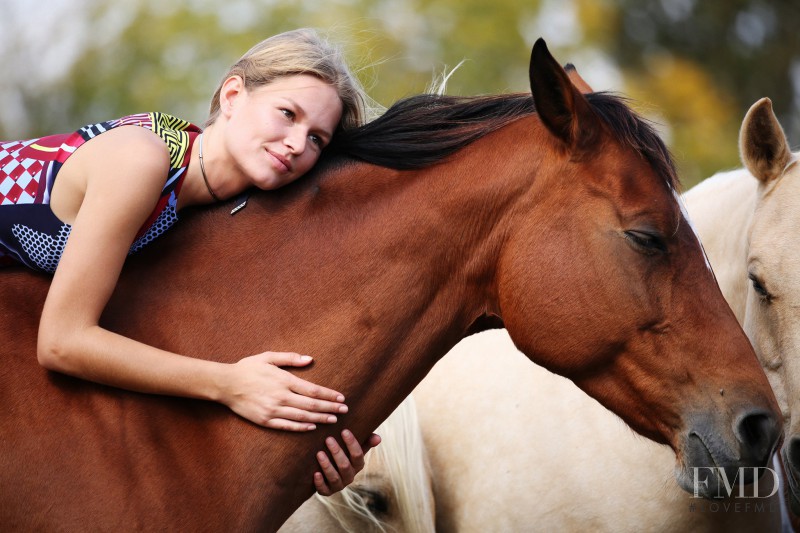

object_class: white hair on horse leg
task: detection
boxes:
[674,188,714,273]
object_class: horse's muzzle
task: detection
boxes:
[675,408,781,498]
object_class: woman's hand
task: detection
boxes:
[314,430,382,496]
[219,352,348,430]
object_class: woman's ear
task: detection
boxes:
[219,76,245,119]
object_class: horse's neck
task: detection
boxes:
[103,120,542,527]
[682,169,758,322]
[119,122,537,362]
[284,143,531,376]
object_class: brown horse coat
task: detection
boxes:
[0,40,780,531]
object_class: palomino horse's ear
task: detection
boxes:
[564,63,594,94]
[529,39,599,149]
[740,98,792,184]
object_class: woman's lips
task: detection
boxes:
[267,150,291,173]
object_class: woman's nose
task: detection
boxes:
[284,127,307,155]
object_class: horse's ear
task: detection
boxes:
[529,39,599,150]
[740,98,792,184]
[564,64,594,94]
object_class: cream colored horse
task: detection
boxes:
[685,97,800,527]
[280,397,435,533]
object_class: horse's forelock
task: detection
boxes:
[585,92,680,192]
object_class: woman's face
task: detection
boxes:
[222,74,344,190]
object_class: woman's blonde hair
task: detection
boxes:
[206,28,368,131]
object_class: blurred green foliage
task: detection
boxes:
[1,0,797,188]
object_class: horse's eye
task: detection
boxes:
[748,273,772,303]
[354,488,390,516]
[624,230,666,254]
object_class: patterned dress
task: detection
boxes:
[0,113,201,272]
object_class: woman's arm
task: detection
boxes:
[37,126,346,431]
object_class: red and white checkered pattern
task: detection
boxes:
[0,140,44,205]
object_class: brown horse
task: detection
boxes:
[0,40,781,531]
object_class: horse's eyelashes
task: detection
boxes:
[624,230,666,255]
[748,273,772,302]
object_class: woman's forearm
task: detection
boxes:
[38,325,227,401]
[37,323,348,431]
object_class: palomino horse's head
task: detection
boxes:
[497,40,780,496]
[737,97,800,511]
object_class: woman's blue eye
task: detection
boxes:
[281,109,295,120]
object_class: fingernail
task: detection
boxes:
[327,416,337,423]
[307,424,316,431]
[300,355,312,362]
[326,437,337,447]
[342,429,353,439]
[338,405,348,413]
[336,394,345,402]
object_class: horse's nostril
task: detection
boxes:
[737,410,780,465]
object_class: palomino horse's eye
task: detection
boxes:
[353,487,390,516]
[624,230,666,255]
[748,273,772,303]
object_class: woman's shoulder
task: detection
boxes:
[62,125,172,201]
[100,113,201,170]
[77,125,171,169]
[76,112,200,158]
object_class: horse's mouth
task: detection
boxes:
[689,431,719,467]
[676,432,720,498]
[676,431,763,498]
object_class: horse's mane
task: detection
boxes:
[326,91,678,190]
[328,93,536,170]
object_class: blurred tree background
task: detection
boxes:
[1,0,798,188]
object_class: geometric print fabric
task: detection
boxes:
[1,139,48,205]
[0,112,201,272]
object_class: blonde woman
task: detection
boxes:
[0,28,380,495]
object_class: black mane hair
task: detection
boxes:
[326,91,678,190]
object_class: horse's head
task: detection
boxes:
[496,40,781,497]
[738,97,800,512]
